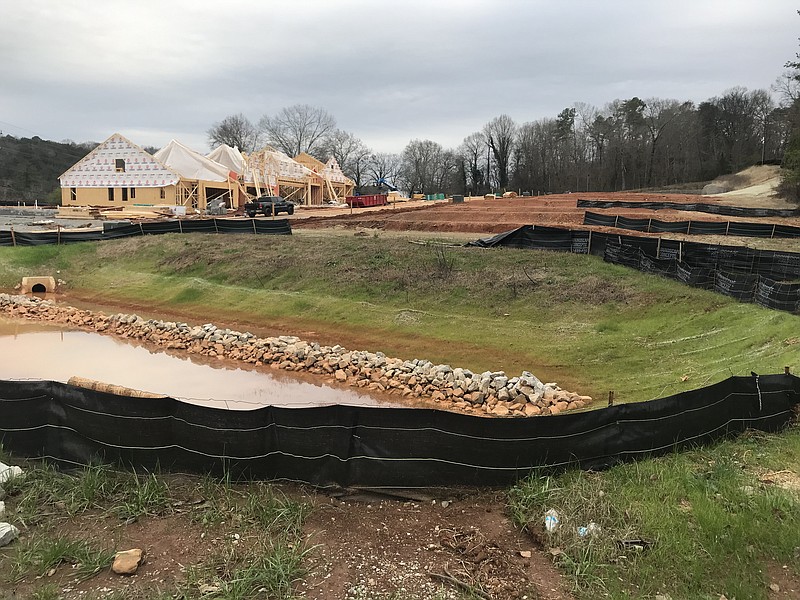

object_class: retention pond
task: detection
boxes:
[0,316,398,410]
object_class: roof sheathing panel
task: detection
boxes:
[60,133,180,188]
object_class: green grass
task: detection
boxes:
[0,461,312,598]
[508,426,800,599]
[6,535,115,583]
[183,537,313,600]
[1,231,797,404]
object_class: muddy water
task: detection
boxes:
[0,316,400,410]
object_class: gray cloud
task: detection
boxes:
[1,0,796,153]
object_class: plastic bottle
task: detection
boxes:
[544,509,559,533]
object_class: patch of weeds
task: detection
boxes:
[27,584,60,600]
[4,462,123,523]
[115,470,172,520]
[67,464,121,513]
[7,535,114,583]
[509,470,629,595]
[184,537,312,600]
[240,484,309,535]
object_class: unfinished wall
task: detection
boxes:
[61,185,177,207]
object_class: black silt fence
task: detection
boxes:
[583,211,800,239]
[0,218,291,246]
[468,226,800,312]
[1,375,797,488]
[578,199,800,218]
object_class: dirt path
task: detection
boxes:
[301,490,573,599]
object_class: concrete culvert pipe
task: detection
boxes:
[20,277,56,294]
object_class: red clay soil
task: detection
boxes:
[293,192,800,236]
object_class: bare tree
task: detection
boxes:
[321,129,372,188]
[400,139,457,194]
[459,132,487,195]
[773,72,800,106]
[643,98,691,186]
[483,115,517,190]
[207,114,260,152]
[368,152,403,187]
[258,104,336,158]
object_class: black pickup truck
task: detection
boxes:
[244,195,295,217]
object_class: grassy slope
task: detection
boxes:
[0,230,797,404]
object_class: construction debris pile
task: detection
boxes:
[0,294,592,417]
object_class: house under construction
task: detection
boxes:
[59,133,354,212]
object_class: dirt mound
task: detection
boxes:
[706,165,782,203]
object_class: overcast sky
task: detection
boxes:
[1,0,797,154]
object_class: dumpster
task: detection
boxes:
[345,194,388,208]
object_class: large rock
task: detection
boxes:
[112,549,145,575]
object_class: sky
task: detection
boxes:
[1,0,798,154]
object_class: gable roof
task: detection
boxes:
[322,157,353,184]
[59,133,180,188]
[294,152,326,172]
[154,140,232,182]
[244,146,320,184]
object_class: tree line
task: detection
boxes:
[209,84,793,198]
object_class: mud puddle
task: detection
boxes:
[0,316,400,410]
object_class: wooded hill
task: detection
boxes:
[0,135,96,203]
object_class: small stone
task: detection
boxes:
[112,549,144,575]
[334,369,347,382]
[769,583,780,593]
[492,404,510,417]
[524,404,541,417]
[519,550,532,558]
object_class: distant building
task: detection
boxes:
[59,133,355,212]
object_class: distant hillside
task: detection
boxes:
[0,135,97,203]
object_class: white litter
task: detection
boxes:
[0,462,23,484]
[0,522,19,547]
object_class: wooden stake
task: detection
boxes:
[57,224,61,245]
[786,366,791,375]
[608,391,615,407]
[214,218,219,234]
[10,227,15,247]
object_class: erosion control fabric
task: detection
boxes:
[468,225,800,313]
[0,375,798,488]
[584,211,800,239]
[577,199,800,218]
[0,218,291,246]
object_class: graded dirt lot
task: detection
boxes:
[288,167,798,238]
[291,192,799,238]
